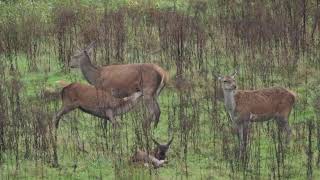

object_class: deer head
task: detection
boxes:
[152,137,174,160]
[217,66,239,91]
[70,42,96,68]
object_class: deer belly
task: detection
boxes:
[112,88,133,98]
[78,106,107,119]
[250,112,273,122]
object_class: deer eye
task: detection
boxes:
[223,80,228,83]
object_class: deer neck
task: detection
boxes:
[114,92,142,115]
[216,86,225,102]
[222,89,236,118]
[79,56,99,85]
[152,148,160,160]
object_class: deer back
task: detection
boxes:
[234,87,296,116]
[61,83,136,109]
[98,64,165,97]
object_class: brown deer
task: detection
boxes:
[131,137,173,168]
[69,42,169,128]
[51,82,143,167]
[53,82,143,128]
[217,68,296,156]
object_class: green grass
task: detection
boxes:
[1,54,319,179]
[1,0,320,179]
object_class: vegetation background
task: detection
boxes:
[0,0,320,179]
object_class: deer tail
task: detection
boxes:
[40,80,72,101]
[287,89,297,104]
[57,80,73,99]
[153,65,169,96]
[56,80,71,88]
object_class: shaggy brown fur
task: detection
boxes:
[234,87,296,122]
[218,71,296,157]
[53,83,143,128]
[96,63,169,97]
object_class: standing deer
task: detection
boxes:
[131,137,173,168]
[53,82,143,128]
[217,68,296,156]
[70,42,169,128]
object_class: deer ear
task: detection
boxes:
[86,41,96,54]
[72,45,81,56]
[86,47,94,56]
[72,42,81,52]
[87,41,96,49]
[167,137,174,146]
[231,66,240,78]
[215,74,223,81]
[152,138,160,146]
[213,72,223,81]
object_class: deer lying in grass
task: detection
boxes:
[70,42,169,128]
[217,68,296,156]
[131,137,173,168]
[53,82,143,128]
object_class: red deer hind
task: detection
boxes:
[217,68,296,156]
[70,42,169,128]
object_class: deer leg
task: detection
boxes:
[54,105,76,129]
[144,97,161,128]
[103,118,108,129]
[242,121,249,160]
[236,119,249,160]
[105,109,118,127]
[148,154,167,168]
[277,117,291,143]
[237,123,244,158]
[131,150,167,168]
[228,111,235,122]
[51,105,76,167]
[106,110,121,154]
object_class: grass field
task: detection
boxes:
[1,0,320,179]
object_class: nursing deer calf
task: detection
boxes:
[53,82,143,128]
[51,82,142,167]
[217,68,296,156]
